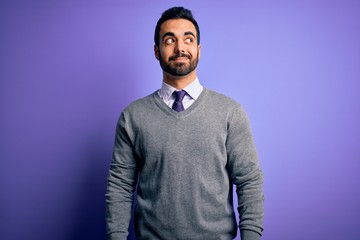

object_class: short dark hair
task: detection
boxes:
[154,6,200,47]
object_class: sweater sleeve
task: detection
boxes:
[106,113,139,240]
[226,106,264,239]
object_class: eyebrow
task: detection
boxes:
[162,32,176,40]
[162,31,196,40]
[184,31,196,38]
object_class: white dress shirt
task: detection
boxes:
[158,77,203,110]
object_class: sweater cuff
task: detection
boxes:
[240,230,261,240]
[107,232,128,240]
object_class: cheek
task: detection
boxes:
[191,48,200,59]
[160,47,172,59]
[190,46,199,55]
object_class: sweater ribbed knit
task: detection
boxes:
[106,88,264,240]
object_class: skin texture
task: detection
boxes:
[154,19,201,90]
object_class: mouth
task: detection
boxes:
[171,57,189,62]
[169,54,191,61]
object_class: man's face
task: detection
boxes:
[155,19,201,77]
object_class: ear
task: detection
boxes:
[198,44,201,59]
[154,45,160,60]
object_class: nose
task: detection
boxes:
[174,41,185,54]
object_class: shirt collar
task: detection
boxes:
[159,77,203,101]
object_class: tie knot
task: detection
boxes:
[172,90,186,112]
[173,90,186,102]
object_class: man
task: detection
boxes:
[106,6,264,240]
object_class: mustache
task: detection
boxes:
[169,53,191,60]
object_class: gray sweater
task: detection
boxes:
[106,88,264,240]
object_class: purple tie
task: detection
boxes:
[172,90,186,112]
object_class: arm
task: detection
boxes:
[106,113,139,240]
[226,106,264,240]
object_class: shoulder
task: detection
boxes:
[116,91,159,126]
[122,91,158,114]
[202,88,251,126]
[204,88,244,111]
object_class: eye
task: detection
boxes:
[184,37,194,44]
[165,38,175,44]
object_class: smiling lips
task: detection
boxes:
[172,57,188,62]
[169,53,191,61]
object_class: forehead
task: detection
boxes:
[160,19,197,37]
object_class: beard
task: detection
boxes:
[159,52,199,77]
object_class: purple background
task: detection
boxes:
[1,1,359,239]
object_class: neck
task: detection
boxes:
[163,71,197,90]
